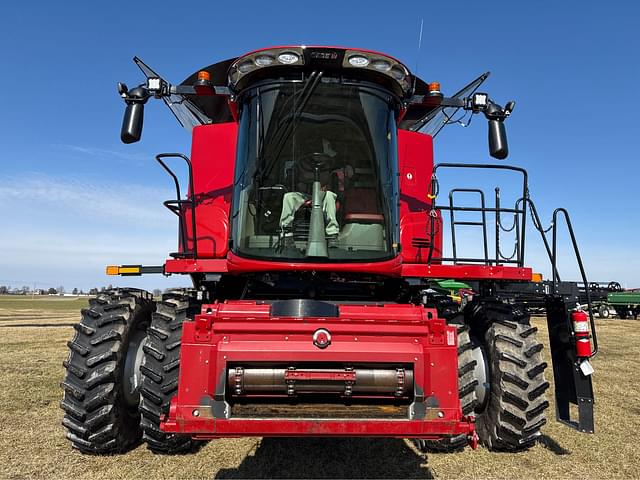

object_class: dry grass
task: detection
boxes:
[0,306,638,479]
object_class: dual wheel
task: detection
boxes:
[416,300,550,453]
[60,289,198,454]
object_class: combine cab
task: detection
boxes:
[61,46,597,455]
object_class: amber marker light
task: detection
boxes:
[106,265,119,276]
[197,70,211,82]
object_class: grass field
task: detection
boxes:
[0,299,638,479]
[0,295,88,312]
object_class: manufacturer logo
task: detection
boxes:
[313,328,332,349]
[310,51,339,61]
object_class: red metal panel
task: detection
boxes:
[164,258,228,273]
[401,263,533,281]
[165,417,474,439]
[397,130,443,263]
[226,252,403,276]
[161,301,472,439]
[182,122,237,258]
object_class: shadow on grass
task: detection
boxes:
[215,437,433,479]
[538,434,571,455]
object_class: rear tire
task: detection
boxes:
[60,289,154,453]
[415,325,477,453]
[468,301,550,451]
[598,305,610,319]
[139,290,203,453]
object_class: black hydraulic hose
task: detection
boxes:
[525,198,559,282]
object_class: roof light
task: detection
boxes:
[255,54,275,66]
[471,92,488,111]
[147,77,162,91]
[372,59,392,72]
[278,52,300,64]
[342,49,412,96]
[228,47,306,90]
[348,55,370,67]
[237,60,254,73]
[390,66,406,82]
[195,70,214,96]
[428,82,441,94]
[197,70,211,82]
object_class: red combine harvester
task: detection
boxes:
[61,46,597,455]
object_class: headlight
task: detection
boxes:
[278,52,300,64]
[342,49,412,96]
[390,66,406,82]
[255,55,275,66]
[229,47,306,90]
[237,61,254,74]
[348,55,370,67]
[371,60,392,72]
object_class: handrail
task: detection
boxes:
[427,162,597,358]
[551,208,598,358]
[429,163,528,267]
[448,188,489,265]
[433,163,529,264]
[155,153,198,258]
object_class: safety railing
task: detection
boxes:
[427,163,528,267]
[528,202,598,358]
[155,153,198,258]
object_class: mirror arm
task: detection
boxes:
[121,84,151,106]
[169,85,231,96]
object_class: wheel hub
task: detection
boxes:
[470,339,490,412]
[123,329,147,407]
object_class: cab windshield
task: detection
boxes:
[232,76,399,261]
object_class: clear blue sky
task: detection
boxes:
[0,1,638,291]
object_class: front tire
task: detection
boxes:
[139,290,203,453]
[468,301,550,451]
[60,289,154,453]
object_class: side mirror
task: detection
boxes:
[119,85,150,144]
[121,103,145,144]
[488,119,508,159]
[484,101,511,159]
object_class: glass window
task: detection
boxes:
[232,77,399,262]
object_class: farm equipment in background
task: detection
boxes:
[490,279,620,317]
[61,46,597,456]
[606,288,640,319]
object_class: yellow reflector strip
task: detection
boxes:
[106,265,119,275]
[532,272,543,283]
[119,266,141,274]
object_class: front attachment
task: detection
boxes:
[545,295,595,433]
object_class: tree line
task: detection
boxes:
[0,285,164,296]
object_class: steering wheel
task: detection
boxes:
[299,152,333,173]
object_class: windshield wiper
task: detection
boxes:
[257,71,324,182]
